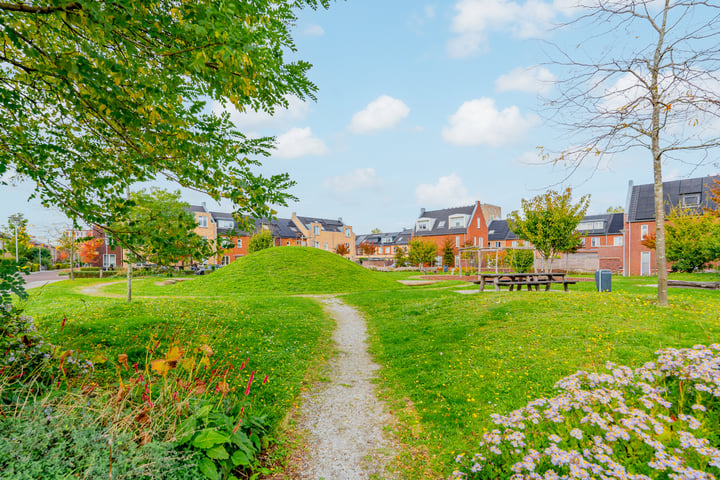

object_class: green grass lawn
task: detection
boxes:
[22,279,335,427]
[18,264,720,479]
[343,275,720,477]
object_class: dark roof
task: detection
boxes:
[270,218,302,239]
[627,175,719,222]
[296,216,346,233]
[355,229,412,247]
[413,204,475,237]
[577,213,625,236]
[487,219,519,241]
[186,205,206,213]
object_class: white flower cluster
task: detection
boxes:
[452,345,720,479]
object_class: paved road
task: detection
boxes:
[24,270,67,290]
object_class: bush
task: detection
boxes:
[504,249,534,273]
[452,344,720,479]
[0,406,202,480]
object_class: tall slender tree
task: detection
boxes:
[546,1,720,305]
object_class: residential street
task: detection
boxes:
[24,269,66,290]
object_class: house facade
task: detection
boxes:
[625,176,719,276]
[412,201,498,267]
[355,229,412,266]
[289,213,356,260]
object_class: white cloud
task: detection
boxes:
[212,95,310,129]
[424,5,436,18]
[415,173,474,207]
[273,127,329,159]
[441,98,539,147]
[447,0,572,58]
[324,168,384,194]
[496,66,557,94]
[349,95,410,134]
[304,24,325,36]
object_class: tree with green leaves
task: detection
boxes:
[0,0,330,229]
[408,239,437,271]
[645,207,720,273]
[111,188,212,301]
[504,248,535,273]
[248,230,274,254]
[394,247,407,267]
[441,238,456,268]
[547,1,720,305]
[113,189,211,267]
[508,189,590,273]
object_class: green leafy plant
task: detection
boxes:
[248,230,274,254]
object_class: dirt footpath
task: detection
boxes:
[293,296,395,479]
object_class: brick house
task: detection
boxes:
[625,176,719,276]
[290,213,356,260]
[355,229,412,266]
[412,201,500,267]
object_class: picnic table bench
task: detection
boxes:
[473,273,577,292]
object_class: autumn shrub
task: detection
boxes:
[452,344,720,479]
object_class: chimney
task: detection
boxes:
[338,217,342,223]
[420,208,425,216]
[201,201,207,211]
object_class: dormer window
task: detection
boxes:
[218,220,234,229]
[448,215,466,229]
[681,193,701,207]
[416,220,430,231]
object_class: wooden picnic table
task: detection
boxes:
[474,272,577,292]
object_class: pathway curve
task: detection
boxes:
[293,295,395,479]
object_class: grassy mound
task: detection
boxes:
[180,247,404,295]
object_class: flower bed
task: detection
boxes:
[453,344,720,479]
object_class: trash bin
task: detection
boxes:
[443,265,449,273]
[595,269,612,292]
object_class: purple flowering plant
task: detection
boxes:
[452,344,720,479]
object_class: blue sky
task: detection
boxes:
[3,0,718,239]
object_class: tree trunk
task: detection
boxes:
[126,262,132,303]
[651,1,670,307]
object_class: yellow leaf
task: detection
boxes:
[166,346,183,362]
[151,359,169,375]
[179,357,195,371]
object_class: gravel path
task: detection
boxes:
[294,296,394,480]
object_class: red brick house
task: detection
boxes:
[412,201,500,267]
[624,176,719,276]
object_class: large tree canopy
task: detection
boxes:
[0,0,329,226]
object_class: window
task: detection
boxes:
[477,218,481,228]
[512,241,518,247]
[577,221,605,231]
[313,225,320,235]
[455,236,460,247]
[681,193,701,207]
[221,256,230,266]
[495,241,501,248]
[103,254,116,268]
[345,243,350,249]
[591,237,600,247]
[613,236,623,246]
[345,228,351,237]
[416,221,429,231]
[286,241,290,246]
[314,241,319,248]
[641,224,649,239]
[449,215,465,228]
[218,220,233,229]
[324,242,328,250]
[385,246,390,254]
[197,215,207,228]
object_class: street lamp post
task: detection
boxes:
[8,215,20,263]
